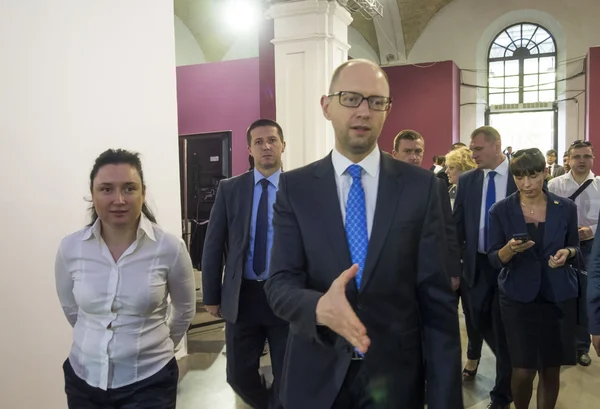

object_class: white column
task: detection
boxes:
[268,0,352,171]
[0,2,182,409]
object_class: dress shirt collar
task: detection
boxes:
[82,213,156,242]
[566,170,595,185]
[332,146,381,178]
[253,167,281,187]
[484,156,509,177]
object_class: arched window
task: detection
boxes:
[488,23,557,106]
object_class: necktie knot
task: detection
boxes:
[347,164,363,180]
[259,178,269,190]
[488,170,497,180]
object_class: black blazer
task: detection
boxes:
[265,152,462,409]
[437,179,462,278]
[452,167,518,286]
[487,191,579,303]
[201,171,255,323]
[587,230,600,335]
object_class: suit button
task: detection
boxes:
[345,346,352,353]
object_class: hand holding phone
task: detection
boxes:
[512,233,530,243]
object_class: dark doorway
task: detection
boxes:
[179,131,232,269]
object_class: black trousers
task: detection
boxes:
[63,358,178,409]
[457,286,484,361]
[463,254,512,406]
[577,239,593,354]
[225,279,289,409]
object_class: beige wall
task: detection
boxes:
[0,1,182,408]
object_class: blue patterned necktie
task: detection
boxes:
[484,171,497,252]
[345,164,368,288]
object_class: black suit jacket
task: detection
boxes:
[436,167,450,188]
[452,167,518,287]
[265,152,462,409]
[488,191,579,302]
[201,171,255,323]
[438,179,462,279]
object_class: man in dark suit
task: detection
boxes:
[202,119,289,409]
[453,126,517,409]
[546,149,565,179]
[265,59,462,409]
[588,226,600,357]
[392,129,460,290]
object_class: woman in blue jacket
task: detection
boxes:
[488,148,579,409]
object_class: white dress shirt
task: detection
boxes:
[331,147,380,238]
[478,157,510,253]
[55,214,196,390]
[548,171,600,237]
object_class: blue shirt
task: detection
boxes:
[243,168,281,280]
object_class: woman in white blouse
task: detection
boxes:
[55,149,196,409]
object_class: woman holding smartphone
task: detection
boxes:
[487,148,579,409]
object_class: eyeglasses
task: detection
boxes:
[328,91,392,111]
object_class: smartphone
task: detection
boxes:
[512,233,530,242]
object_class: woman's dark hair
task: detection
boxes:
[88,149,157,225]
[509,148,546,177]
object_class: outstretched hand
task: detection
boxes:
[316,264,370,353]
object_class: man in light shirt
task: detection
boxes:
[548,140,599,366]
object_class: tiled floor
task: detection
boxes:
[177,305,600,409]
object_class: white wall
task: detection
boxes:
[175,15,206,66]
[405,0,600,145]
[348,26,379,63]
[0,2,182,408]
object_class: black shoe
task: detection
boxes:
[486,403,510,409]
[578,352,592,366]
[462,359,480,381]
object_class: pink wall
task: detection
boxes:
[587,47,600,174]
[176,58,260,176]
[379,61,460,167]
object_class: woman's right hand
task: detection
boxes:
[506,238,535,254]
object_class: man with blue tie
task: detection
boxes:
[202,119,289,409]
[265,59,462,409]
[453,126,516,409]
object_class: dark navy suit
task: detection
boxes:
[202,169,289,409]
[586,219,600,338]
[453,166,517,406]
[265,152,462,409]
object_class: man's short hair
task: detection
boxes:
[546,149,557,156]
[471,126,501,143]
[451,142,467,150]
[393,129,424,152]
[329,59,390,94]
[246,119,284,146]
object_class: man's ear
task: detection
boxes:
[321,95,331,120]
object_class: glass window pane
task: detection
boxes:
[522,24,537,41]
[524,74,539,88]
[489,93,504,105]
[489,61,504,77]
[539,73,556,90]
[505,60,519,76]
[505,92,519,104]
[533,29,551,45]
[505,76,519,92]
[539,90,555,102]
[489,44,505,58]
[524,58,539,74]
[489,77,504,91]
[529,46,539,55]
[506,25,522,41]
[494,32,512,48]
[524,91,538,103]
[538,40,556,54]
[540,56,555,73]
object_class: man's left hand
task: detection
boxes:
[579,226,593,241]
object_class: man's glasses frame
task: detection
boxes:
[328,91,392,111]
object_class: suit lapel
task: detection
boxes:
[470,169,484,233]
[359,154,403,292]
[543,193,563,254]
[240,171,255,251]
[313,155,353,278]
